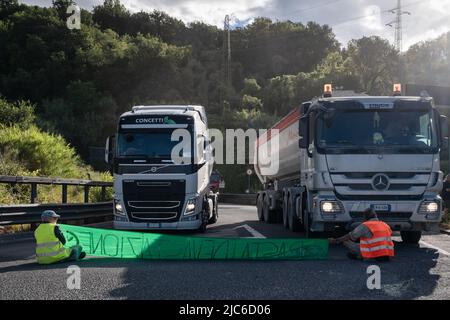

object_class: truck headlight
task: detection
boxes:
[419,201,439,214]
[184,198,196,215]
[320,201,343,213]
[114,199,125,216]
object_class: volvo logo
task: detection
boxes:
[150,167,158,173]
[371,174,390,191]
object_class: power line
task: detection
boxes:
[231,0,425,50]
[285,0,346,16]
[385,0,411,52]
[331,0,422,28]
[220,14,232,112]
[205,0,427,57]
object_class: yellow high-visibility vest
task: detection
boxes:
[34,223,71,264]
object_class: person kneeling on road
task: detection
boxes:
[34,210,86,264]
[328,208,394,261]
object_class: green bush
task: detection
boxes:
[0,98,35,129]
[0,124,86,178]
[0,123,113,204]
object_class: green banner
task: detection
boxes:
[59,224,328,260]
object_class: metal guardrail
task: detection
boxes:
[0,175,114,226]
[0,202,113,226]
[0,175,113,203]
[0,175,258,226]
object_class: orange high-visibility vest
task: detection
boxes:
[359,220,394,259]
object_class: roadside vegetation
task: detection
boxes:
[0,98,112,206]
[1,0,450,194]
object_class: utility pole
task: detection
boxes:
[221,14,231,114]
[386,0,411,52]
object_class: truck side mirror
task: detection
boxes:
[105,135,115,165]
[299,116,309,149]
[440,115,449,150]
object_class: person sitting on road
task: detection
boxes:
[328,208,394,261]
[34,210,86,265]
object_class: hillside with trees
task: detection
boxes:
[1,0,449,192]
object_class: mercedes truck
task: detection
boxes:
[105,105,218,232]
[255,85,448,243]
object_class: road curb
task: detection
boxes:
[440,228,450,235]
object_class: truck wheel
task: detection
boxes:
[198,217,208,233]
[401,231,422,244]
[257,195,264,221]
[304,211,320,238]
[288,195,301,232]
[208,200,218,224]
[282,194,289,228]
[198,200,211,232]
[263,196,277,223]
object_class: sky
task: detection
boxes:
[20,0,450,50]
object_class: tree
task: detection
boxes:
[404,32,450,86]
[92,0,130,35]
[263,75,297,116]
[0,0,18,9]
[52,0,74,21]
[242,78,261,97]
[0,98,35,129]
[346,36,400,95]
[242,94,262,110]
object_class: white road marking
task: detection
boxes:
[420,240,450,256]
[234,224,266,238]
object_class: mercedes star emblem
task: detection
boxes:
[371,174,390,191]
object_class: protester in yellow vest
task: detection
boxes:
[34,210,86,264]
[328,208,394,261]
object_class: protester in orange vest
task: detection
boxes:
[328,208,394,261]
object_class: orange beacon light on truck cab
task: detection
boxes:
[393,83,402,96]
[323,84,333,98]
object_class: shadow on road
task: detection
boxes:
[0,232,444,299]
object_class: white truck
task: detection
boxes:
[255,85,449,243]
[105,105,218,232]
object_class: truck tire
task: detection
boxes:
[304,210,321,238]
[198,199,211,233]
[198,216,208,233]
[282,194,289,228]
[263,195,277,223]
[400,231,422,244]
[257,195,264,221]
[288,194,301,232]
[208,198,218,224]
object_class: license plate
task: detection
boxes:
[371,204,391,212]
[146,223,160,228]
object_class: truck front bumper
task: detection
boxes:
[113,215,202,230]
[310,194,443,233]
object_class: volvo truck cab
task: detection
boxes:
[105,105,218,232]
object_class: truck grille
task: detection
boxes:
[331,172,429,196]
[122,180,186,222]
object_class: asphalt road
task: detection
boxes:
[1,204,450,300]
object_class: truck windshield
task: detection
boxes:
[316,109,437,153]
[117,130,190,159]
